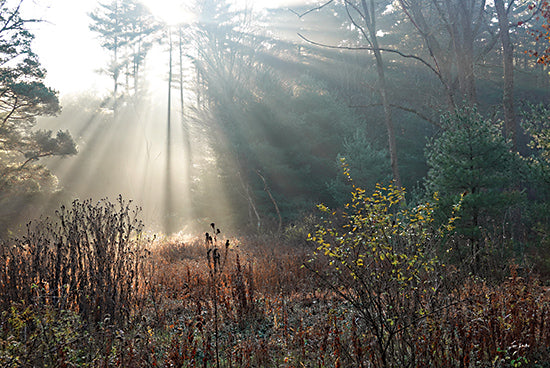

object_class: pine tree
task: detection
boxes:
[89,0,160,108]
[425,107,523,268]
[0,0,76,232]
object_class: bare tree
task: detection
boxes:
[495,0,517,149]
[297,0,403,188]
[397,0,490,107]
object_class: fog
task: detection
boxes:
[1,0,549,237]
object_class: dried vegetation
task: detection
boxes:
[1,197,550,367]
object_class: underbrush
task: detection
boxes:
[1,200,550,367]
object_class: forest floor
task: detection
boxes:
[2,231,550,367]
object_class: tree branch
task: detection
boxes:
[256,170,282,233]
[289,0,335,18]
[297,33,441,78]
[344,1,372,48]
[350,102,441,127]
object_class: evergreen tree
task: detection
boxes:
[0,0,76,233]
[425,107,523,268]
[327,130,391,206]
[521,103,550,251]
[89,0,126,109]
[89,0,160,108]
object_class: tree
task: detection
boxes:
[357,0,402,189]
[425,107,522,270]
[0,0,76,233]
[89,0,160,109]
[494,0,518,149]
[396,0,492,107]
[309,178,457,367]
[327,132,391,206]
[89,0,125,110]
[528,0,550,64]
[521,103,550,255]
[123,1,161,98]
[522,103,550,182]
[297,0,403,188]
[191,1,363,228]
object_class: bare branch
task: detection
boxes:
[344,0,366,20]
[297,33,441,77]
[256,170,282,233]
[350,102,441,127]
[289,0,335,18]
[344,1,373,48]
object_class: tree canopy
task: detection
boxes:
[0,0,76,218]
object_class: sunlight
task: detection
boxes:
[141,0,310,25]
[141,0,194,25]
[38,95,205,234]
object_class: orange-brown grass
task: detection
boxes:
[413,269,550,367]
[2,228,550,367]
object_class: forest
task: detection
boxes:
[1,0,550,366]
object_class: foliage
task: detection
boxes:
[327,132,391,206]
[195,56,362,228]
[522,102,550,183]
[425,107,524,269]
[89,0,161,106]
[528,0,550,65]
[308,172,459,367]
[413,269,550,367]
[521,103,550,267]
[0,303,87,368]
[2,221,550,367]
[0,0,77,235]
[0,196,149,324]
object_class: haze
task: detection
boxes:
[1,0,549,237]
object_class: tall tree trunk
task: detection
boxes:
[164,29,174,234]
[134,35,141,98]
[446,0,481,105]
[399,0,487,108]
[113,0,120,113]
[179,27,191,174]
[398,0,456,108]
[113,36,119,113]
[361,0,402,189]
[179,26,192,222]
[456,41,477,104]
[495,0,517,150]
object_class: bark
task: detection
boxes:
[361,0,403,189]
[113,35,119,112]
[237,169,261,230]
[398,0,456,108]
[113,0,120,113]
[443,0,485,105]
[495,0,517,149]
[257,171,282,233]
[179,27,192,180]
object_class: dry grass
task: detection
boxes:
[1,208,550,367]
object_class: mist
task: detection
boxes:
[3,1,550,365]
[1,0,549,237]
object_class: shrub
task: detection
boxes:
[0,196,149,324]
[308,172,459,367]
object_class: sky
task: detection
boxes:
[20,0,312,97]
[20,0,107,95]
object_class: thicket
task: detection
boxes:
[308,168,460,366]
[0,196,149,324]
